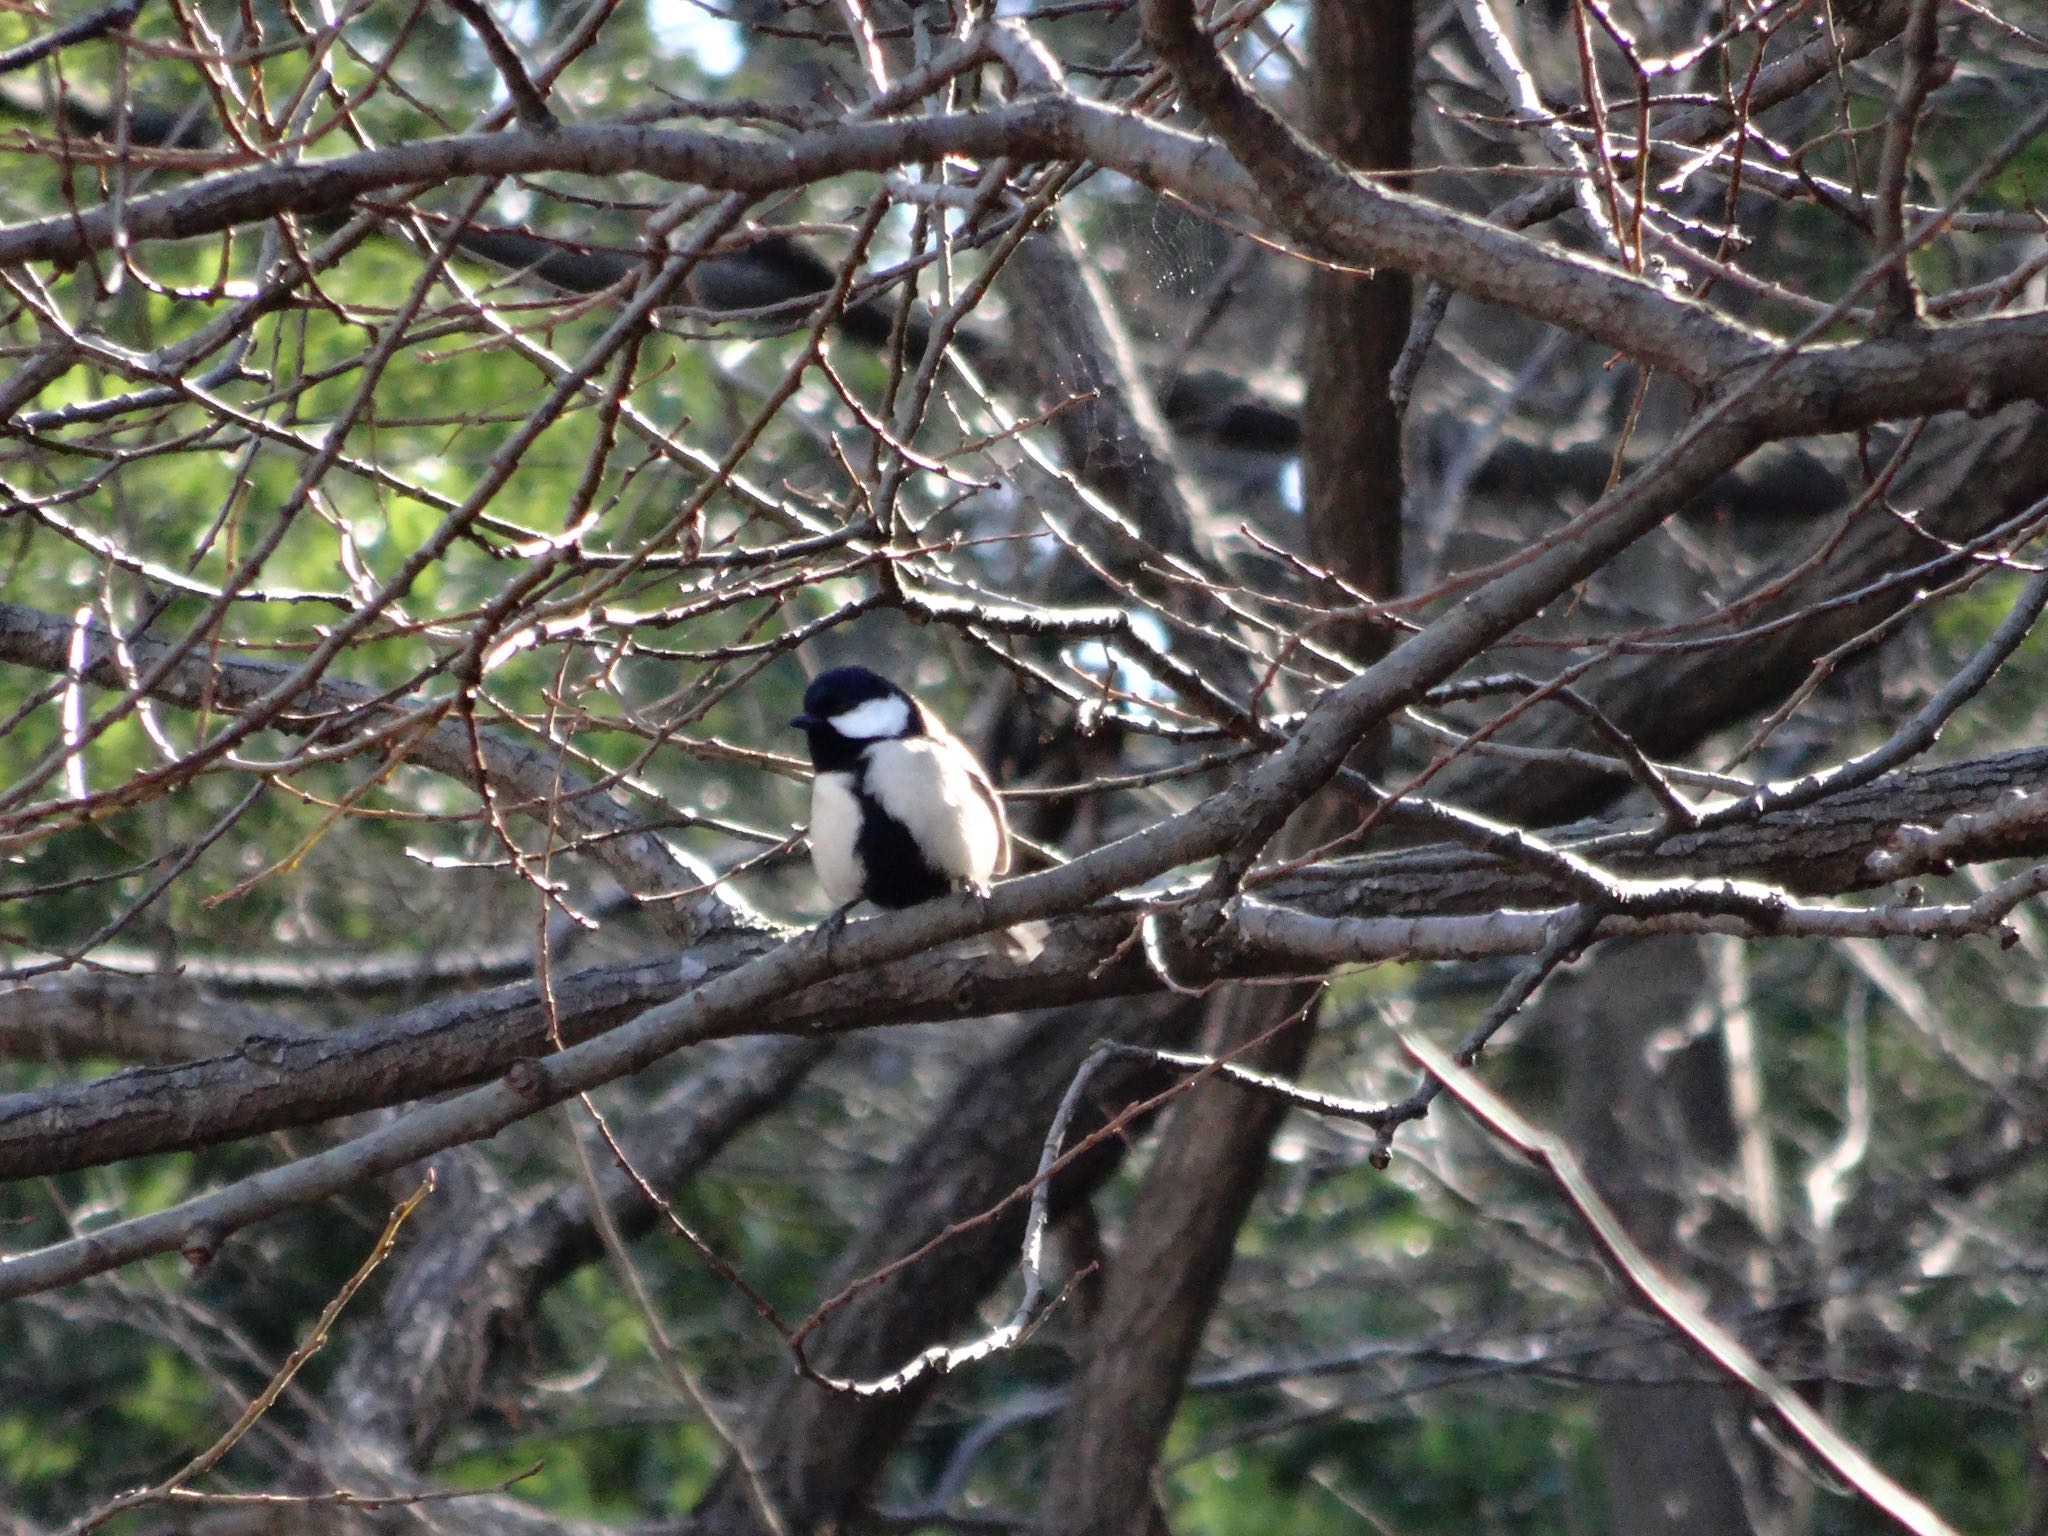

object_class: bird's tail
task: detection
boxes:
[997,920,1048,963]
[958,920,1047,963]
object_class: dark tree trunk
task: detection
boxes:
[1038,7,1413,1531]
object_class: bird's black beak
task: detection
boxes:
[789,713,819,730]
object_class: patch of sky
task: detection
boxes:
[467,0,545,109]
[1249,1,1305,86]
[494,184,535,223]
[504,0,542,42]
[647,0,744,77]
[880,198,923,265]
[1278,457,1303,515]
[1065,608,1176,720]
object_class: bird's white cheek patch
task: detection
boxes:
[829,695,912,740]
[809,773,865,906]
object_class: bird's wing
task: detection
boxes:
[960,745,1012,877]
[864,733,1008,885]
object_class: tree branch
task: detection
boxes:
[8,744,2048,1181]
[0,104,1773,392]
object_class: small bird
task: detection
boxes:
[789,665,1039,955]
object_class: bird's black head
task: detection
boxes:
[789,666,924,770]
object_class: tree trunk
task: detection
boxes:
[1038,7,1412,1530]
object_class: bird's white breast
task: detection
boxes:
[807,770,866,905]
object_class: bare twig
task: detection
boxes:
[59,1177,434,1536]
[0,0,144,76]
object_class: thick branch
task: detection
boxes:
[0,103,1771,392]
[1441,408,2048,820]
[7,745,2048,1181]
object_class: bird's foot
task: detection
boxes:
[961,881,1044,962]
[817,902,858,960]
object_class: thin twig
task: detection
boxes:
[59,1176,435,1536]
[0,0,144,76]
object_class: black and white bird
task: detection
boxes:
[789,666,1038,953]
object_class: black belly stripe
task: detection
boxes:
[852,761,952,908]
